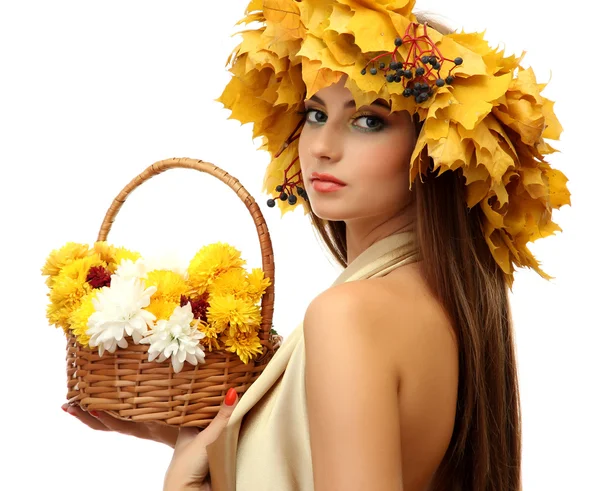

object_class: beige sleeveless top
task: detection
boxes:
[206,231,420,491]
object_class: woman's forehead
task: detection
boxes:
[307,88,391,112]
[309,81,388,106]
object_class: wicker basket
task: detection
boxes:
[65,157,278,427]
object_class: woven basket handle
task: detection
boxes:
[96,157,275,339]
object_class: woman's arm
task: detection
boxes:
[304,281,405,491]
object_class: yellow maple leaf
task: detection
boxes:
[216,73,274,127]
[465,179,492,209]
[462,159,491,185]
[436,34,489,77]
[296,33,326,61]
[450,72,513,106]
[245,0,263,14]
[463,118,515,182]
[346,5,398,52]
[275,67,304,107]
[544,167,570,208]
[259,72,282,106]
[427,126,469,172]
[520,167,547,200]
[246,48,288,74]
[263,0,305,42]
[346,59,386,95]
[301,59,343,98]
[343,75,382,110]
[389,93,415,113]
[323,31,361,66]
[259,105,301,153]
[236,30,264,57]
[382,0,416,15]
[388,10,414,36]
[299,0,335,37]
[326,3,353,34]
[491,180,509,207]
[235,11,265,26]
[447,98,492,130]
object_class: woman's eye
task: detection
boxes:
[304,108,326,123]
[353,115,384,131]
[300,108,384,131]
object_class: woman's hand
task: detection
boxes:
[163,388,239,491]
[62,403,179,448]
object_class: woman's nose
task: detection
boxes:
[308,124,342,163]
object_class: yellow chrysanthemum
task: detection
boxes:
[60,253,106,285]
[245,268,272,304]
[69,291,97,346]
[206,294,262,336]
[47,275,92,330]
[42,242,92,287]
[93,242,141,273]
[201,336,222,352]
[113,249,142,270]
[146,298,179,321]
[146,270,188,303]
[198,322,222,352]
[46,304,73,333]
[46,254,106,329]
[224,331,264,364]
[208,267,249,297]
[188,243,246,295]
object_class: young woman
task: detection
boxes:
[65,2,568,490]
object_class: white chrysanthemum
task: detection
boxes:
[140,303,206,373]
[87,276,157,356]
[114,258,148,281]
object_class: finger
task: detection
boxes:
[92,411,151,438]
[64,405,110,432]
[176,426,201,448]
[196,388,239,447]
[146,422,179,448]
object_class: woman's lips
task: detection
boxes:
[311,172,346,185]
[311,180,346,192]
[310,172,347,192]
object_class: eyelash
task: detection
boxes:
[296,108,386,132]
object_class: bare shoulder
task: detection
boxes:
[304,262,457,377]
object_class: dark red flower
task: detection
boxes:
[181,292,210,322]
[86,265,112,288]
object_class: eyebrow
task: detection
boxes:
[307,95,390,110]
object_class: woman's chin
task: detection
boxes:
[310,204,351,222]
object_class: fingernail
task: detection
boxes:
[61,404,68,412]
[89,410,100,417]
[225,388,237,406]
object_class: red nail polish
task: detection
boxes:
[225,388,237,406]
[90,410,99,417]
[61,405,68,412]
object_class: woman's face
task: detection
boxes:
[298,77,417,224]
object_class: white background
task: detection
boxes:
[1,1,598,489]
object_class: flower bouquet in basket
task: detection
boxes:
[42,158,280,427]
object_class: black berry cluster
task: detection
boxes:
[266,185,308,208]
[361,33,464,104]
[265,120,310,210]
